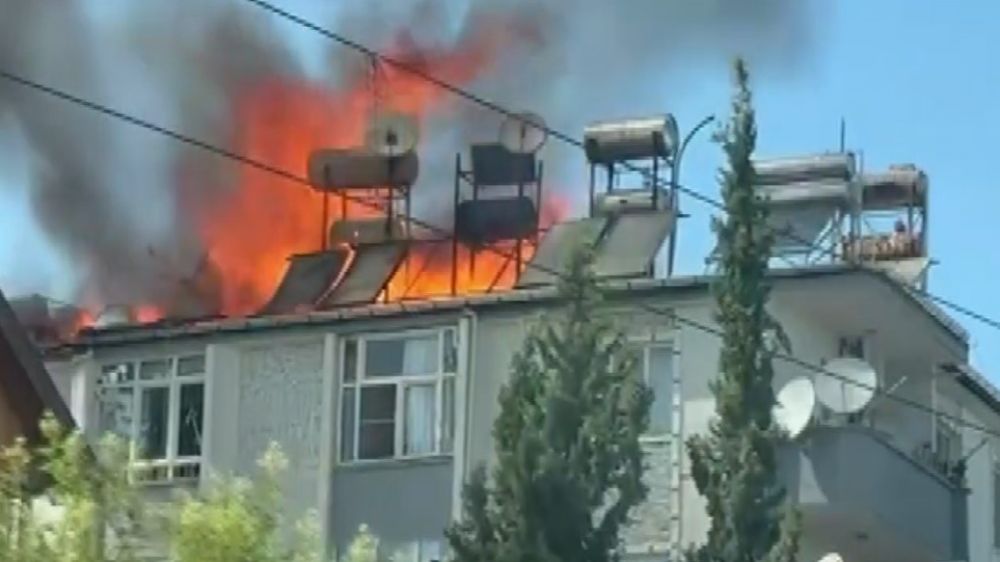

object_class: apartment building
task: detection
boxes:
[34,119,1000,561]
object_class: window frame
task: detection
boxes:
[339,327,457,464]
[96,353,206,483]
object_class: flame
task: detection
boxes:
[385,198,568,300]
[191,22,534,316]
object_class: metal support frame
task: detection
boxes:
[450,151,543,295]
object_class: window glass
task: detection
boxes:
[341,387,356,461]
[404,383,436,455]
[177,355,206,377]
[359,385,396,459]
[139,358,171,381]
[98,386,134,439]
[100,362,134,385]
[138,387,169,460]
[178,383,204,457]
[366,335,439,377]
[647,346,674,434]
[344,339,358,382]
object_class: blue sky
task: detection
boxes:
[1,1,998,377]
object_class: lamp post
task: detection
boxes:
[667,114,716,276]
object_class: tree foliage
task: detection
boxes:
[0,417,380,562]
[447,246,652,562]
[684,59,800,562]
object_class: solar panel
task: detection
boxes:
[261,249,352,315]
[592,211,673,279]
[321,243,407,306]
[516,217,608,288]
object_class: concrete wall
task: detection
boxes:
[330,459,453,553]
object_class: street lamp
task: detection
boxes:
[667,114,715,276]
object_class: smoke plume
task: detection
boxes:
[0,0,814,317]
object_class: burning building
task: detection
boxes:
[33,107,1000,561]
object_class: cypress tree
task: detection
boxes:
[685,59,801,562]
[447,246,652,562]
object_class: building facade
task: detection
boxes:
[44,266,1000,562]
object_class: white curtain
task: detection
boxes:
[405,383,436,454]
[402,336,439,375]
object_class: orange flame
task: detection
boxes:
[191,21,539,316]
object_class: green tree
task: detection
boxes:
[1,416,390,562]
[685,59,800,562]
[170,442,323,562]
[447,246,652,562]
[0,413,143,562]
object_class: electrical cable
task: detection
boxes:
[243,0,1000,337]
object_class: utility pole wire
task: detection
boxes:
[0,66,996,442]
[242,0,1000,338]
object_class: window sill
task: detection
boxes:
[337,453,453,471]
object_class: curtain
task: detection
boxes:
[403,336,439,375]
[405,383,436,454]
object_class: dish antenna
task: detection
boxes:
[366,112,419,156]
[817,553,844,562]
[499,111,548,154]
[815,357,877,414]
[772,376,816,438]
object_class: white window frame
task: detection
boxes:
[96,354,206,483]
[339,327,457,463]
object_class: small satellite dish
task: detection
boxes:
[772,376,815,438]
[815,357,877,414]
[366,112,419,156]
[499,111,548,154]
[817,553,844,562]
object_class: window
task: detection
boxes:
[340,329,457,462]
[97,353,206,482]
[935,418,962,465]
[620,341,676,436]
[640,344,675,436]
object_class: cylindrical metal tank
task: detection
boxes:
[584,115,679,164]
[308,148,419,190]
[593,188,670,215]
[753,152,856,185]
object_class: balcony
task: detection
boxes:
[779,426,967,562]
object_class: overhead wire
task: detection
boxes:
[242,0,1000,337]
[0,67,996,443]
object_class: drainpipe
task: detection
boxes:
[450,308,477,522]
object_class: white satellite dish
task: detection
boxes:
[499,111,548,154]
[817,553,844,562]
[772,376,815,438]
[366,112,419,156]
[815,357,877,414]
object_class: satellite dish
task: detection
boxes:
[499,111,548,154]
[815,357,877,414]
[366,112,419,156]
[817,553,844,562]
[772,376,815,438]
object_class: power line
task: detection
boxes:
[0,67,996,443]
[243,0,1000,336]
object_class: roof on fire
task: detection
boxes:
[59,264,967,351]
